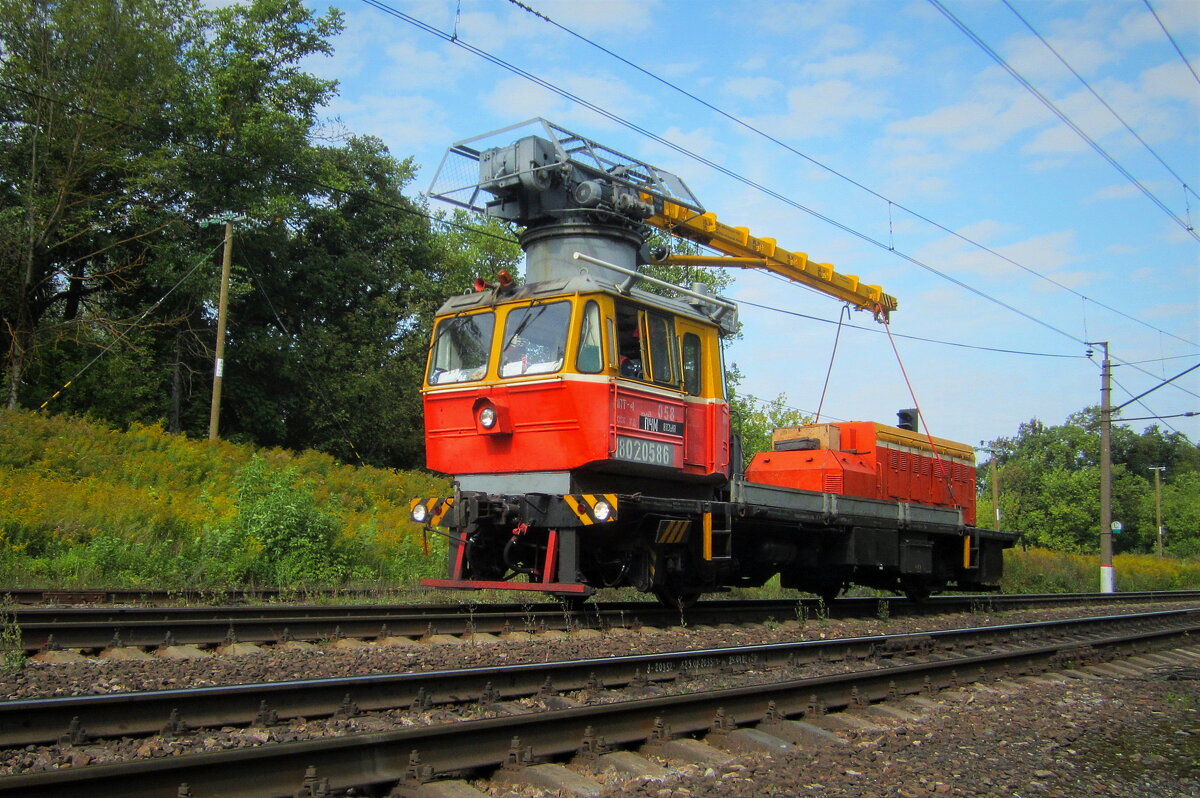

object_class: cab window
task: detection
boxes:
[498,301,570,377]
[576,300,603,373]
[645,312,676,385]
[682,332,701,395]
[428,312,494,385]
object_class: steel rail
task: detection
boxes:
[0,611,1194,797]
[16,591,1200,652]
[1,610,1194,749]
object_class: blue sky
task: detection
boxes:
[302,0,1199,449]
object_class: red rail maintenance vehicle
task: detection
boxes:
[411,119,1016,607]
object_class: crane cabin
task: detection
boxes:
[423,272,736,499]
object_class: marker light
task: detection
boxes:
[411,503,429,524]
[479,406,498,429]
[592,501,612,522]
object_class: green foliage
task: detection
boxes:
[982,408,1198,555]
[0,409,448,589]
[727,365,811,468]
[0,0,196,408]
[199,457,348,587]
[1002,547,1200,593]
[0,0,456,470]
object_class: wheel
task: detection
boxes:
[812,581,843,607]
[653,588,700,610]
[900,578,932,603]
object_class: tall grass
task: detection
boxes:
[4,410,1196,596]
[1003,546,1200,593]
[0,409,448,589]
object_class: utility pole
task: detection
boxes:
[1087,342,1114,593]
[209,220,234,441]
[200,212,260,442]
[1149,466,1166,557]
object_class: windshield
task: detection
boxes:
[499,301,570,377]
[427,312,495,385]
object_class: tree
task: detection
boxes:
[0,0,470,470]
[218,137,452,467]
[1160,472,1200,557]
[982,408,1198,555]
[0,0,195,409]
[726,365,811,469]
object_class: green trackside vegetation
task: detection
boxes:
[2,410,1198,594]
[1002,547,1200,594]
[0,409,448,590]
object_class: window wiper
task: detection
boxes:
[500,301,547,353]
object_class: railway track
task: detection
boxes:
[1,608,1196,797]
[15,591,1200,653]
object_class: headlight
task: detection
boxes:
[411,503,429,524]
[592,500,612,522]
[479,406,497,429]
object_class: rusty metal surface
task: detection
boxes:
[0,609,1195,776]
[13,591,1200,653]
[0,610,1195,797]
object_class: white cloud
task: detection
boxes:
[1091,183,1141,202]
[532,0,660,33]
[755,80,890,138]
[802,51,902,80]
[723,76,783,103]
[1002,32,1116,86]
[885,86,1049,153]
[382,38,476,90]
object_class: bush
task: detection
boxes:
[0,409,448,589]
[1003,546,1200,593]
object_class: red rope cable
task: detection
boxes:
[880,314,960,507]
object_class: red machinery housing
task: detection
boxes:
[746,422,977,526]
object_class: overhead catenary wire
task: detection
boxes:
[502,0,1199,350]
[1108,370,1183,436]
[9,17,1196,439]
[367,0,1115,351]
[1143,0,1200,88]
[928,0,1200,242]
[737,295,1081,359]
[1114,362,1200,411]
[1002,0,1200,205]
[1,75,1113,370]
[1120,412,1198,421]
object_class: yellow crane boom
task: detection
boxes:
[647,197,897,319]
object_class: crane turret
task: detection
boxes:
[428,118,897,318]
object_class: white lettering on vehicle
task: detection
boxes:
[615,435,675,467]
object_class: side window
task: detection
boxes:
[615,303,643,379]
[682,333,701,395]
[576,301,603,373]
[645,312,676,385]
